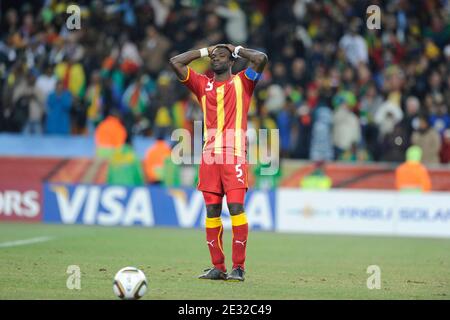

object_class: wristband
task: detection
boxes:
[232,45,243,58]
[199,48,209,58]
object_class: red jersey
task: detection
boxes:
[180,67,257,158]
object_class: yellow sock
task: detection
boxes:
[231,213,247,227]
[206,217,222,228]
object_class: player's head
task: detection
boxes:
[210,45,235,74]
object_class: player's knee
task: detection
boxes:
[228,203,244,216]
[206,204,222,218]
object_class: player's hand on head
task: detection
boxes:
[208,45,217,57]
[225,44,236,53]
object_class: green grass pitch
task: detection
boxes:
[0,223,449,299]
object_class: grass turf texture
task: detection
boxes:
[0,223,449,300]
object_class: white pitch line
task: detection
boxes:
[0,236,53,248]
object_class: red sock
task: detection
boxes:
[231,213,248,270]
[206,217,225,272]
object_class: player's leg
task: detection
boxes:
[225,188,248,281]
[204,191,226,269]
[197,160,227,280]
[198,191,227,280]
[220,157,249,280]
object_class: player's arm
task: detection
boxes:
[169,46,216,81]
[227,45,268,73]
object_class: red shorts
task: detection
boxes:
[202,189,246,205]
[197,152,248,195]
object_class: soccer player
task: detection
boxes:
[169,44,267,281]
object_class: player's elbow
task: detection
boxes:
[260,53,269,64]
[169,56,177,68]
[255,53,268,68]
[169,55,183,70]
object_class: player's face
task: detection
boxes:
[210,47,232,74]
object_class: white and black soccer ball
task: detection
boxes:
[113,267,148,300]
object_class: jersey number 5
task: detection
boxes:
[235,164,245,185]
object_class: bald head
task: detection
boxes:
[406,96,420,115]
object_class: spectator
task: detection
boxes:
[271,62,289,86]
[395,146,431,192]
[122,74,150,118]
[411,115,442,164]
[292,103,312,159]
[380,123,409,163]
[12,70,45,134]
[359,83,383,124]
[253,156,282,190]
[101,58,126,106]
[54,56,86,98]
[1,62,27,132]
[107,144,146,186]
[310,105,333,161]
[46,80,72,134]
[151,73,175,138]
[400,96,421,141]
[440,129,450,164]
[290,58,309,88]
[35,64,56,101]
[215,1,248,44]
[374,100,404,141]
[153,104,173,139]
[149,0,172,28]
[360,83,383,160]
[429,100,450,136]
[203,13,226,45]
[140,25,171,77]
[95,109,127,150]
[265,83,285,115]
[143,135,172,184]
[118,33,142,74]
[300,161,332,190]
[277,98,294,158]
[338,18,368,67]
[332,93,361,159]
[85,71,103,134]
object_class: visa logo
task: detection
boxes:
[50,185,154,226]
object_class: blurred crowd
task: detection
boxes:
[1,0,450,165]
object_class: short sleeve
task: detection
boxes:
[179,67,207,98]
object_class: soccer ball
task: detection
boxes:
[113,267,148,300]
